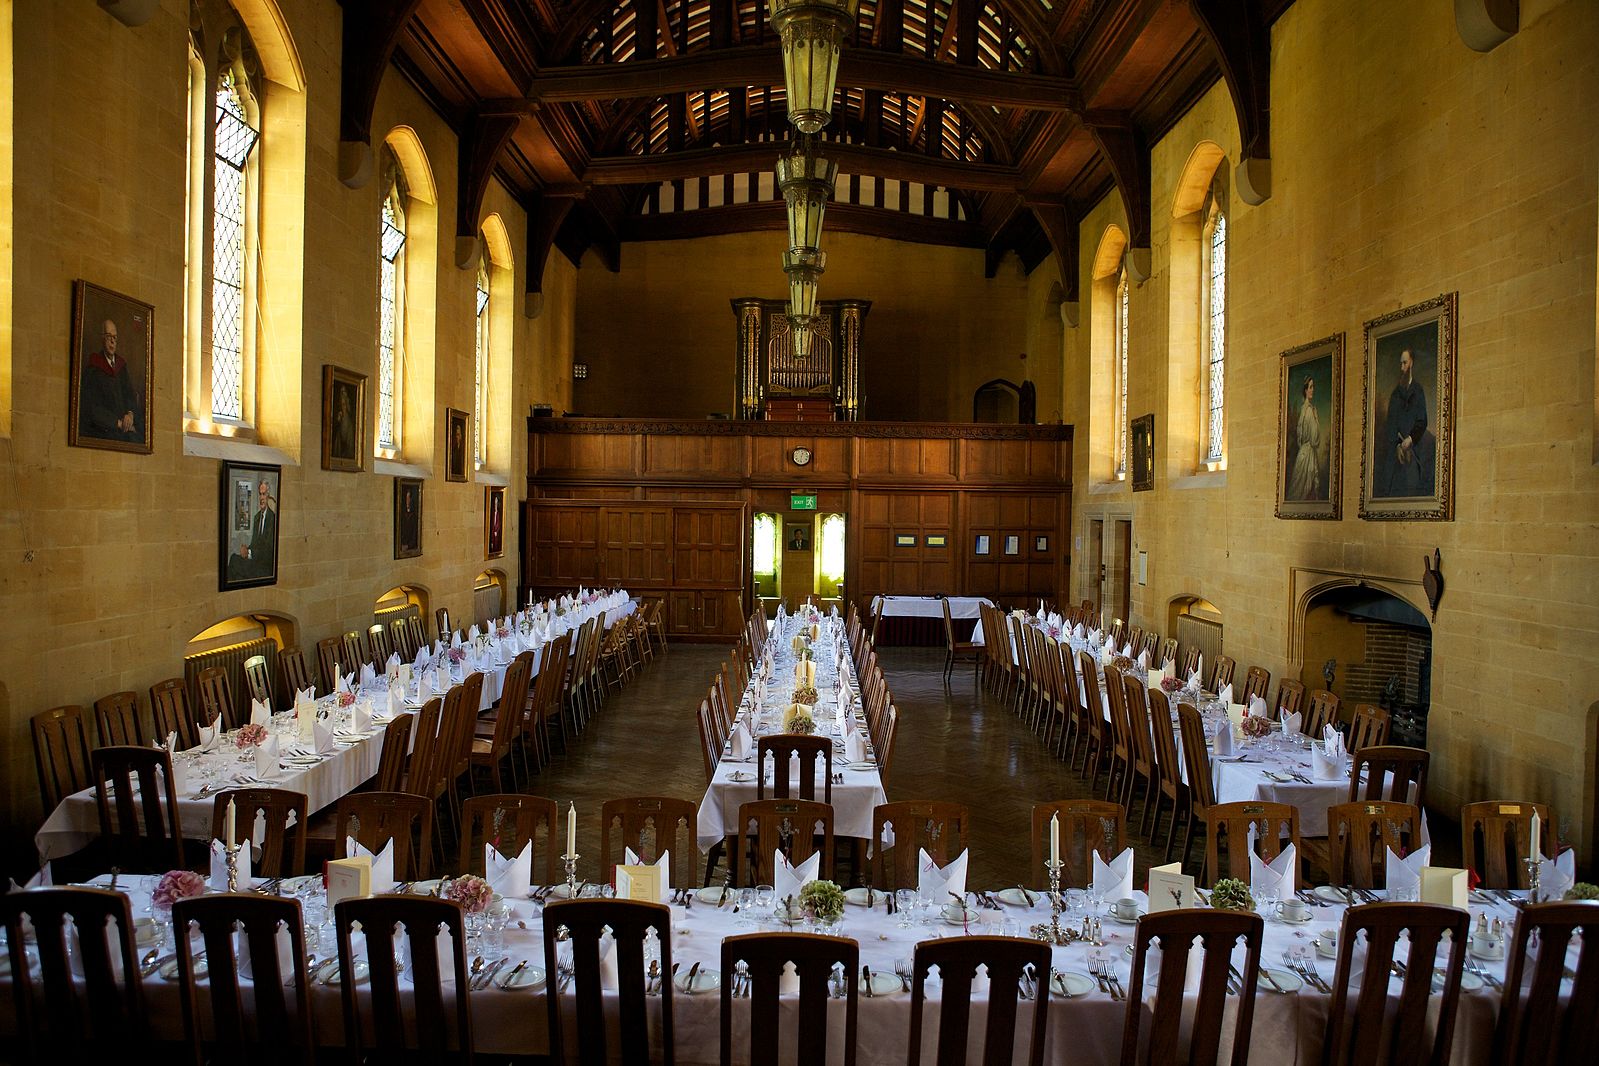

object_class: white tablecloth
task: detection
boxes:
[872,596,992,620]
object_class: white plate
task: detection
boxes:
[863,971,902,995]
[1108,912,1143,926]
[846,764,876,772]
[941,906,977,925]
[1468,944,1506,961]
[159,955,207,981]
[1447,970,1485,992]
[727,771,754,783]
[675,967,721,994]
[410,879,446,895]
[281,874,320,895]
[1313,885,1356,904]
[843,887,885,907]
[325,960,370,986]
[1257,967,1303,993]
[1052,971,1096,998]
[501,964,546,990]
[995,888,1039,906]
[1278,908,1315,924]
[697,886,733,905]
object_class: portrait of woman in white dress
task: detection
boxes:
[1287,374,1323,501]
[1275,334,1342,520]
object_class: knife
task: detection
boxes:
[1260,966,1287,994]
[685,961,701,994]
[1017,885,1035,906]
[862,965,874,997]
[477,957,509,990]
[499,960,527,989]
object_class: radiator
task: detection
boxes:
[1175,615,1224,671]
[374,603,419,624]
[185,637,278,722]
[473,583,504,627]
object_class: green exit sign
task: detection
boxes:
[791,494,818,511]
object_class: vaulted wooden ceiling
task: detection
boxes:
[340,1,1289,297]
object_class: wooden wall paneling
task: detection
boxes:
[643,433,744,480]
[672,506,746,588]
[600,505,672,588]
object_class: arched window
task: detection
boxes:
[1201,176,1227,467]
[376,168,407,454]
[819,514,846,584]
[752,513,777,576]
[474,256,490,471]
[1114,266,1129,480]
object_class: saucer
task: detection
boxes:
[327,959,370,986]
[1313,885,1357,904]
[697,886,732,905]
[1277,909,1315,924]
[1108,911,1143,925]
[160,955,208,981]
[995,888,1038,906]
[1469,944,1505,961]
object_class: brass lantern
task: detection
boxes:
[775,136,838,253]
[770,0,859,134]
[783,247,825,322]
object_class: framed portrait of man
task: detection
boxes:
[220,461,281,591]
[1360,293,1457,520]
[321,365,367,472]
[485,485,505,559]
[68,280,154,454]
[1275,333,1344,520]
[395,478,423,559]
[786,523,810,552]
[1130,414,1155,492]
[445,408,470,483]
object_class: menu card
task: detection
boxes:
[1147,861,1195,912]
[326,856,371,908]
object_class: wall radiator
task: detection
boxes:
[1175,615,1224,671]
[473,583,504,627]
[185,637,278,721]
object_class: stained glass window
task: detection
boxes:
[820,514,846,582]
[1203,204,1227,465]
[474,258,490,470]
[377,184,406,452]
[1114,268,1129,479]
[752,514,777,576]
[210,69,257,421]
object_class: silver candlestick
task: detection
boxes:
[1031,860,1071,945]
[225,841,243,893]
[563,853,580,899]
[1524,856,1542,903]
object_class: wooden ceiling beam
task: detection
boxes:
[338,0,424,188]
[524,191,578,316]
[582,140,1025,192]
[1082,110,1151,280]
[1188,0,1272,203]
[455,109,521,268]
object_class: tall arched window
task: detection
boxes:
[209,54,260,423]
[376,167,407,454]
[1114,266,1129,480]
[1201,176,1227,467]
[819,514,846,584]
[474,256,490,470]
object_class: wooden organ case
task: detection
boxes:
[733,298,870,421]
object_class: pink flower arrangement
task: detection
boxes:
[152,869,206,908]
[445,874,493,915]
[235,722,268,749]
[1159,677,1184,694]
[495,626,511,640]
[1241,716,1273,739]
[447,647,467,664]
[336,691,356,709]
[1045,624,1062,639]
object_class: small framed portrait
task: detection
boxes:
[1034,535,1049,552]
[220,461,281,592]
[1276,332,1344,519]
[925,534,947,548]
[786,523,811,552]
[894,534,916,548]
[1003,535,1020,556]
[1130,414,1155,492]
[321,365,367,472]
[445,408,471,483]
[484,485,505,559]
[394,477,423,559]
[974,534,990,556]
[68,280,154,454]
[1360,293,1458,520]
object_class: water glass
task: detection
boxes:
[895,890,917,929]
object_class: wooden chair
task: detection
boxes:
[1491,902,1599,1065]
[334,895,472,1063]
[469,655,529,791]
[1460,800,1554,890]
[1147,689,1188,862]
[92,745,183,872]
[1327,801,1422,890]
[209,788,308,878]
[242,653,273,709]
[1305,689,1340,736]
[646,599,668,655]
[367,623,392,666]
[1157,637,1178,667]
[532,633,571,760]
[1126,625,1144,656]
[1241,666,1270,706]
[372,713,415,793]
[388,618,413,662]
[720,932,858,1066]
[1203,802,1302,888]
[279,646,315,698]
[1030,800,1125,891]
[459,793,559,883]
[756,733,832,803]
[408,614,428,657]
[941,598,981,683]
[1179,644,1201,680]
[92,692,145,747]
[1101,664,1132,805]
[600,796,698,888]
[1174,703,1219,877]
[1211,654,1237,693]
[1123,909,1263,1066]
[1274,678,1305,720]
[342,630,370,674]
[1121,674,1160,835]
[1107,618,1126,648]
[32,704,94,810]
[1323,903,1468,1066]
[735,798,835,886]
[196,665,237,730]
[1347,704,1391,752]
[334,790,433,881]
[151,677,201,749]
[869,800,968,893]
[1077,650,1109,784]
[877,705,900,775]
[1,887,146,1063]
[444,671,486,819]
[404,696,449,811]
[1349,744,1428,808]
[1138,630,1160,660]
[697,700,722,784]
[909,936,1051,1066]
[544,899,674,1066]
[316,636,343,694]
[171,893,313,1066]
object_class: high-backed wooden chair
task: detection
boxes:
[697,700,722,784]
[334,896,471,1062]
[1241,666,1270,706]
[387,618,412,662]
[1347,704,1391,752]
[1101,664,1133,805]
[1147,689,1188,862]
[734,798,835,887]
[600,796,698,888]
[1211,654,1237,693]
[242,654,273,709]
[196,666,237,730]
[93,691,145,747]
[1323,903,1468,1066]
[756,734,832,803]
[1461,801,1554,890]
[910,936,1051,1066]
[532,633,571,760]
[171,893,314,1066]
[279,647,315,698]
[469,655,530,791]
[459,793,559,883]
[941,598,981,683]
[1077,650,1109,785]
[1,888,146,1063]
[209,788,308,878]
[334,791,433,882]
[1204,802,1302,888]
[443,671,486,818]
[1349,744,1429,808]
[1327,801,1422,890]
[1121,674,1160,835]
[340,631,368,674]
[1491,902,1599,1065]
[1123,910,1263,1066]
[1126,625,1145,656]
[315,637,343,694]
[367,623,392,666]
[33,705,94,811]
[1174,703,1219,878]
[1305,689,1340,736]
[408,614,428,656]
[150,677,200,748]
[1157,637,1178,667]
[869,800,969,893]
[92,745,184,872]
[1274,678,1305,721]
[544,899,674,1066]
[720,932,858,1066]
[1179,645,1201,680]
[877,705,900,775]
[1029,800,1125,891]
[371,713,414,793]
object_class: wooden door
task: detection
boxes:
[1087,518,1105,615]
[601,506,672,588]
[1111,519,1133,624]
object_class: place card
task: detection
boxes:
[1420,867,1468,909]
[615,864,663,903]
[326,856,371,908]
[1147,862,1195,912]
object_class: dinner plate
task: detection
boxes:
[1257,967,1302,993]
[409,879,446,895]
[995,888,1039,906]
[941,906,977,925]
[846,764,876,772]
[863,971,902,996]
[843,887,883,906]
[501,964,546,991]
[281,874,320,895]
[1052,971,1096,998]
[160,955,207,981]
[727,770,754,783]
[675,967,721,994]
[697,885,734,905]
[325,960,370,986]
[1313,885,1355,904]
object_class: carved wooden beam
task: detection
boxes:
[524,192,578,318]
[1025,197,1080,325]
[584,141,1025,192]
[98,0,159,26]
[1083,112,1151,282]
[1454,0,1519,52]
[455,110,521,268]
[1188,0,1272,205]
[338,0,424,189]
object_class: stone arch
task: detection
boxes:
[230,0,305,92]
[383,126,437,205]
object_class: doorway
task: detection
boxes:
[1086,518,1105,615]
[1110,519,1132,625]
[1083,515,1132,624]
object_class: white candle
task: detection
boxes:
[1049,812,1060,867]
[1529,811,1541,864]
[224,798,236,849]
[566,802,577,859]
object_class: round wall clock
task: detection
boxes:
[791,446,813,466]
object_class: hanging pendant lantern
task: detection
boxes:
[783,247,826,322]
[770,0,859,134]
[775,135,838,253]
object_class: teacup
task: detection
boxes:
[1113,897,1141,920]
[1279,898,1310,922]
[1470,933,1504,959]
[1315,929,1339,958]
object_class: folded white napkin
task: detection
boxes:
[360,664,376,687]
[1073,624,1085,640]
[1121,642,1133,658]
[335,672,350,696]
[210,838,252,891]
[596,934,619,990]
[254,736,280,779]
[1092,847,1134,901]
[1250,844,1297,901]
[413,645,429,668]
[347,836,396,891]
[468,625,480,642]
[620,847,672,903]
[294,686,316,705]
[386,653,401,673]
[343,672,356,694]
[846,731,867,763]
[1163,659,1177,679]
[917,848,968,900]
[1312,741,1344,780]
[1214,722,1234,756]
[773,850,820,904]
[1283,711,1303,735]
[1386,844,1430,897]
[1217,683,1233,706]
[486,840,532,898]
[313,719,334,754]
[1537,850,1576,898]
[250,699,271,726]
[1137,650,1150,670]
[729,720,752,760]
[198,715,224,751]
[353,700,372,733]
[1248,695,1268,718]
[416,673,433,705]
[8,864,53,891]
[1187,669,1202,689]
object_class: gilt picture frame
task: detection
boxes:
[220,461,281,592]
[395,477,423,560]
[1360,293,1457,521]
[68,280,154,454]
[1275,333,1344,520]
[321,364,367,472]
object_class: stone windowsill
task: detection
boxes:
[182,432,298,467]
[374,457,431,479]
[1171,469,1227,491]
[474,470,510,487]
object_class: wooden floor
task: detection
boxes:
[533,643,1171,889]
